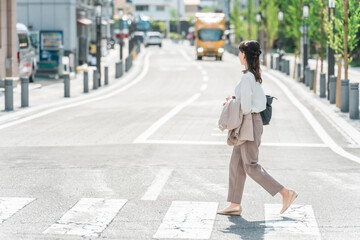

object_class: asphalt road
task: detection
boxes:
[0,40,359,240]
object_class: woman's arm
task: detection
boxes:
[240,76,253,114]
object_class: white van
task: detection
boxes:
[17,23,37,82]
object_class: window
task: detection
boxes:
[198,29,223,41]
[135,5,149,11]
[18,34,29,49]
[156,6,165,11]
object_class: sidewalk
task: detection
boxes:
[0,42,142,120]
[223,50,360,148]
[265,53,360,86]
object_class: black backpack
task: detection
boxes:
[260,95,277,125]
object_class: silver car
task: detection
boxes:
[17,23,37,82]
[144,32,162,48]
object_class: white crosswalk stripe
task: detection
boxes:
[43,198,127,237]
[153,201,218,239]
[264,204,321,240]
[0,197,36,224]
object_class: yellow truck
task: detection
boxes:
[195,12,226,61]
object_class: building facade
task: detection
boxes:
[0,0,19,80]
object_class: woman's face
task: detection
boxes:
[238,51,246,66]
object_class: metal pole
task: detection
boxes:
[327,7,335,100]
[329,75,336,104]
[340,79,350,112]
[120,40,123,61]
[64,74,70,98]
[93,69,99,90]
[4,78,14,111]
[349,83,359,119]
[105,66,109,85]
[84,71,89,93]
[96,13,102,87]
[21,76,29,107]
[320,73,326,98]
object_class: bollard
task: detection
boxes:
[305,66,310,86]
[309,69,315,90]
[116,61,123,78]
[125,54,133,72]
[296,63,301,81]
[4,79,14,111]
[329,75,336,104]
[340,79,350,112]
[286,60,290,75]
[21,77,29,107]
[275,57,280,70]
[93,69,99,90]
[104,66,109,85]
[349,83,359,119]
[280,59,285,73]
[320,73,326,98]
[64,74,70,97]
[270,54,274,69]
[84,71,89,93]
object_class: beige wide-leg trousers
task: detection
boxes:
[227,113,284,204]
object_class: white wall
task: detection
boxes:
[17,0,77,52]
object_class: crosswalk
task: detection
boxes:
[0,196,322,239]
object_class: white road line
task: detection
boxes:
[0,197,35,224]
[141,168,173,201]
[200,84,208,92]
[133,93,201,143]
[201,70,207,75]
[0,53,152,131]
[43,198,127,237]
[265,204,321,240]
[211,133,227,136]
[203,76,209,82]
[197,65,202,70]
[265,71,360,164]
[136,139,327,147]
[153,201,218,239]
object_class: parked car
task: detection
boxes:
[17,23,37,82]
[144,32,162,48]
[134,31,145,43]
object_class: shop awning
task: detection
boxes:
[77,18,92,26]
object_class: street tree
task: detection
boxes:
[280,0,303,79]
[325,0,360,107]
[259,0,279,66]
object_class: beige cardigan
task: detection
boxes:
[218,99,254,145]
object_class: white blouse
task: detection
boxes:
[235,71,266,114]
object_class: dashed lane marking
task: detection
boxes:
[141,168,173,201]
[265,204,321,240]
[153,201,218,239]
[43,198,127,237]
[0,197,36,224]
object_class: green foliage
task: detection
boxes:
[151,20,167,36]
[187,15,195,26]
[259,0,279,49]
[230,0,245,43]
[169,32,183,40]
[325,0,360,63]
[280,0,302,52]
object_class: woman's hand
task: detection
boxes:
[223,95,232,106]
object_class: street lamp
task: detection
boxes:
[327,0,335,99]
[118,9,124,61]
[302,4,309,83]
[95,4,102,86]
[278,10,283,70]
[256,13,261,43]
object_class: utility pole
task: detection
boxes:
[95,4,102,87]
[177,0,181,36]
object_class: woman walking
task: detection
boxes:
[217,40,297,216]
